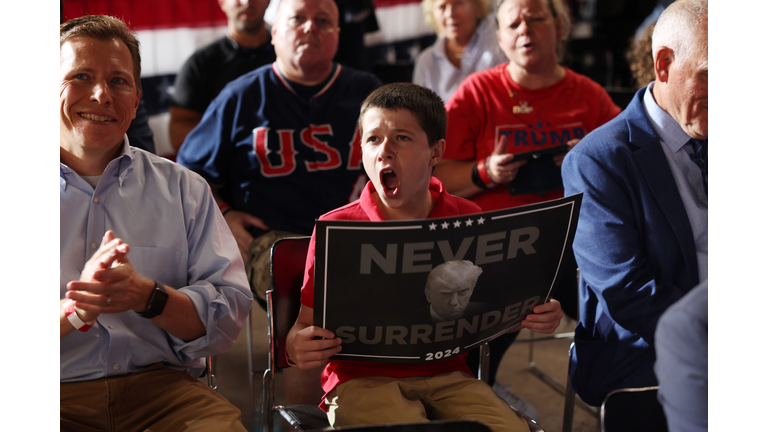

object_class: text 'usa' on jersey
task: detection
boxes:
[176,62,383,235]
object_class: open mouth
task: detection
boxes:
[519,39,534,51]
[79,113,116,122]
[381,169,399,195]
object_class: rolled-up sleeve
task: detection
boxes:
[169,172,252,361]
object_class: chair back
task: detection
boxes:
[600,386,668,432]
[267,236,312,370]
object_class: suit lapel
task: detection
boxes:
[624,89,699,285]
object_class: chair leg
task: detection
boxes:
[263,369,274,432]
[206,356,216,390]
[561,342,599,431]
[526,330,574,395]
[246,312,255,428]
[562,343,576,432]
[562,373,576,432]
[478,343,490,384]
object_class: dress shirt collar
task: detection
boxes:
[642,82,691,154]
[60,135,134,188]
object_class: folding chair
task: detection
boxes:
[262,237,547,432]
[261,237,327,432]
[600,387,668,432]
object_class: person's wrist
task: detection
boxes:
[285,351,298,367]
[476,157,496,188]
[63,299,95,332]
[218,202,232,217]
[135,279,169,319]
[134,276,157,313]
[471,162,486,189]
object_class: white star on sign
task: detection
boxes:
[429,223,437,231]
[441,221,450,229]
[478,217,485,225]
[453,220,462,228]
[465,219,474,227]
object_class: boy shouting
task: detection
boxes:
[287,83,562,432]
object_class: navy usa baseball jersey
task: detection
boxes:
[178,63,382,235]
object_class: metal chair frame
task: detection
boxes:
[204,356,215,389]
[524,268,579,397]
[263,237,326,432]
[600,386,666,432]
[561,342,600,432]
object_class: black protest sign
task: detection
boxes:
[313,193,582,364]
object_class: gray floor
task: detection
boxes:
[210,301,599,432]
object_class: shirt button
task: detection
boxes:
[113,364,120,371]
[93,197,99,203]
[91,242,98,249]
[61,179,66,187]
[108,325,114,329]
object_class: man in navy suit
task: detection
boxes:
[561,0,707,407]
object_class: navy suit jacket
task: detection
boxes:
[561,87,700,406]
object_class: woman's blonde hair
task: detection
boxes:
[422,0,493,34]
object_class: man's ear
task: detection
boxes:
[430,139,446,167]
[271,18,280,44]
[132,91,141,120]
[654,47,673,83]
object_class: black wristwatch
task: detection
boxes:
[136,280,169,319]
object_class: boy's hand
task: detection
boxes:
[521,299,563,334]
[291,326,342,370]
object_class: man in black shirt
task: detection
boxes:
[169,0,275,151]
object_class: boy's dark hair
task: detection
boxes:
[359,83,446,147]
[60,15,142,94]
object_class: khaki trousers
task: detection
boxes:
[60,364,246,432]
[325,371,529,432]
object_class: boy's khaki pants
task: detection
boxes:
[325,371,530,432]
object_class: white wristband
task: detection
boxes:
[64,299,95,332]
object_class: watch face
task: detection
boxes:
[151,287,169,315]
[137,281,169,318]
[156,282,168,294]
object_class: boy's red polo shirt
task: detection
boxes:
[300,177,482,410]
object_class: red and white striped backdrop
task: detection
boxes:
[62,0,431,78]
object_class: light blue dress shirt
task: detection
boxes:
[413,15,507,103]
[642,82,708,282]
[60,137,252,382]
